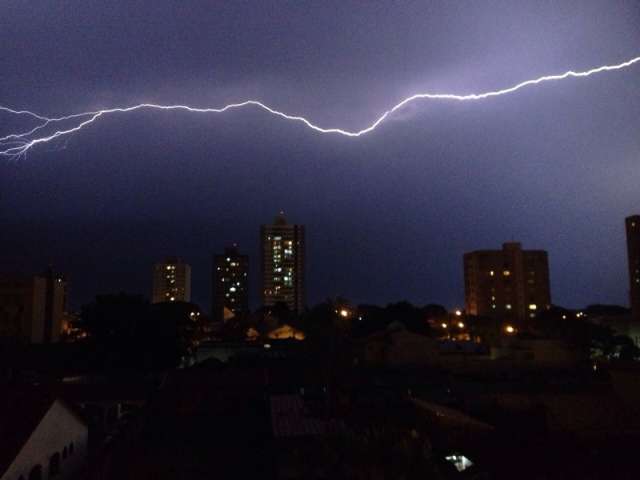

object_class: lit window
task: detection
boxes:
[506,304,512,310]
[489,271,495,276]
[529,304,537,310]
[503,270,511,276]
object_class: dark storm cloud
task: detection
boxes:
[1,1,639,309]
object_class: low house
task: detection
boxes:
[355,321,439,367]
[0,392,88,480]
[490,337,585,368]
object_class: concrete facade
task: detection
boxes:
[0,271,67,344]
[152,257,191,304]
[626,215,640,322]
[464,242,551,327]
[260,213,305,314]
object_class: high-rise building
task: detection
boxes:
[152,257,191,304]
[0,267,67,344]
[212,245,249,323]
[464,242,551,327]
[626,215,640,321]
[261,212,305,314]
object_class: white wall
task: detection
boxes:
[1,400,88,480]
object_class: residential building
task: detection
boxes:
[464,242,551,327]
[212,245,249,323]
[626,215,640,321]
[0,268,67,344]
[152,257,191,303]
[260,212,305,314]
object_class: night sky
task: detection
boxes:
[1,1,639,311]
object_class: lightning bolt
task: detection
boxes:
[1,55,638,159]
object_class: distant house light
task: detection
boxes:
[503,270,511,276]
[529,304,537,310]
[445,454,474,472]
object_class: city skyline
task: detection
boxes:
[6,212,635,314]
[1,1,638,311]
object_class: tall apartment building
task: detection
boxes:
[212,245,249,323]
[626,215,640,321]
[152,257,191,304]
[260,212,305,314]
[0,267,67,344]
[464,242,551,326]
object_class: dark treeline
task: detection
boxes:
[3,295,637,383]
